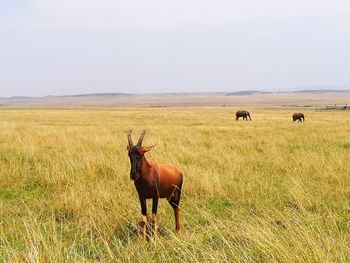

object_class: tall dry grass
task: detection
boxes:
[0,107,349,262]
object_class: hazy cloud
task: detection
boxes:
[1,0,350,96]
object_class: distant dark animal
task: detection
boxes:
[292,113,305,122]
[127,130,183,239]
[236,110,252,121]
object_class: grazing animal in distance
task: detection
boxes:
[127,129,183,239]
[293,113,305,122]
[236,110,252,121]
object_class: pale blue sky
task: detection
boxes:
[1,0,350,97]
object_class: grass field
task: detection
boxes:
[0,107,350,262]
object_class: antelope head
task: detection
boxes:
[127,129,155,180]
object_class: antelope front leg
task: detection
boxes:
[139,197,147,240]
[152,197,159,239]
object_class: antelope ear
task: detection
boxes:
[141,145,156,153]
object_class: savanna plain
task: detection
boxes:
[0,107,350,262]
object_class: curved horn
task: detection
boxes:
[127,129,134,148]
[136,129,146,147]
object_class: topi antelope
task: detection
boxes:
[127,129,183,239]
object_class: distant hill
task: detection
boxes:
[3,90,350,100]
[1,89,350,108]
[226,89,350,96]
[225,90,272,96]
[11,96,35,99]
[57,93,131,97]
[290,89,350,94]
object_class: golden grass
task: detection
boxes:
[0,107,349,262]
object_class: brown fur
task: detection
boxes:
[127,130,183,240]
